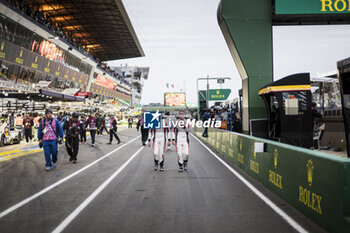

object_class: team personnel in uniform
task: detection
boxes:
[98,115,109,135]
[80,114,87,144]
[66,112,80,163]
[38,109,63,171]
[23,113,34,143]
[137,113,149,146]
[107,115,120,144]
[174,110,190,172]
[86,112,97,147]
[96,113,101,135]
[148,118,169,172]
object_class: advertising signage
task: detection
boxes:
[164,92,186,107]
[95,74,117,90]
[198,89,231,101]
[275,0,350,15]
[0,38,89,86]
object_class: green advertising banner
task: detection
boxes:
[209,89,231,100]
[193,127,350,233]
[199,89,231,101]
[275,0,350,15]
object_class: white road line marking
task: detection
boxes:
[52,146,144,233]
[0,136,141,219]
[191,133,308,233]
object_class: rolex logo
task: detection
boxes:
[307,160,314,187]
[274,149,278,169]
[216,90,220,95]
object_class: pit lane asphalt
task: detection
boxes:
[0,128,327,233]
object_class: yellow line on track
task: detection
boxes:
[0,150,22,156]
[0,150,42,162]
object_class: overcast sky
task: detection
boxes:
[108,0,350,105]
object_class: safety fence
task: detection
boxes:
[193,127,350,233]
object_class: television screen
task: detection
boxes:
[164,92,186,107]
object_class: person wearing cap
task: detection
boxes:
[66,112,80,163]
[107,114,120,145]
[38,109,63,171]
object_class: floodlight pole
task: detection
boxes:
[206,75,209,109]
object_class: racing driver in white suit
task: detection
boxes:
[148,115,169,172]
[173,110,190,172]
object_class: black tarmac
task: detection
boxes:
[0,129,327,233]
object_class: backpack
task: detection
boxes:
[42,118,58,137]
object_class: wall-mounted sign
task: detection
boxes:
[74,92,90,97]
[276,0,350,15]
[95,74,117,90]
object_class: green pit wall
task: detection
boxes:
[193,127,350,233]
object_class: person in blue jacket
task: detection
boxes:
[38,109,63,171]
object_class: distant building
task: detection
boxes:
[113,66,149,106]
